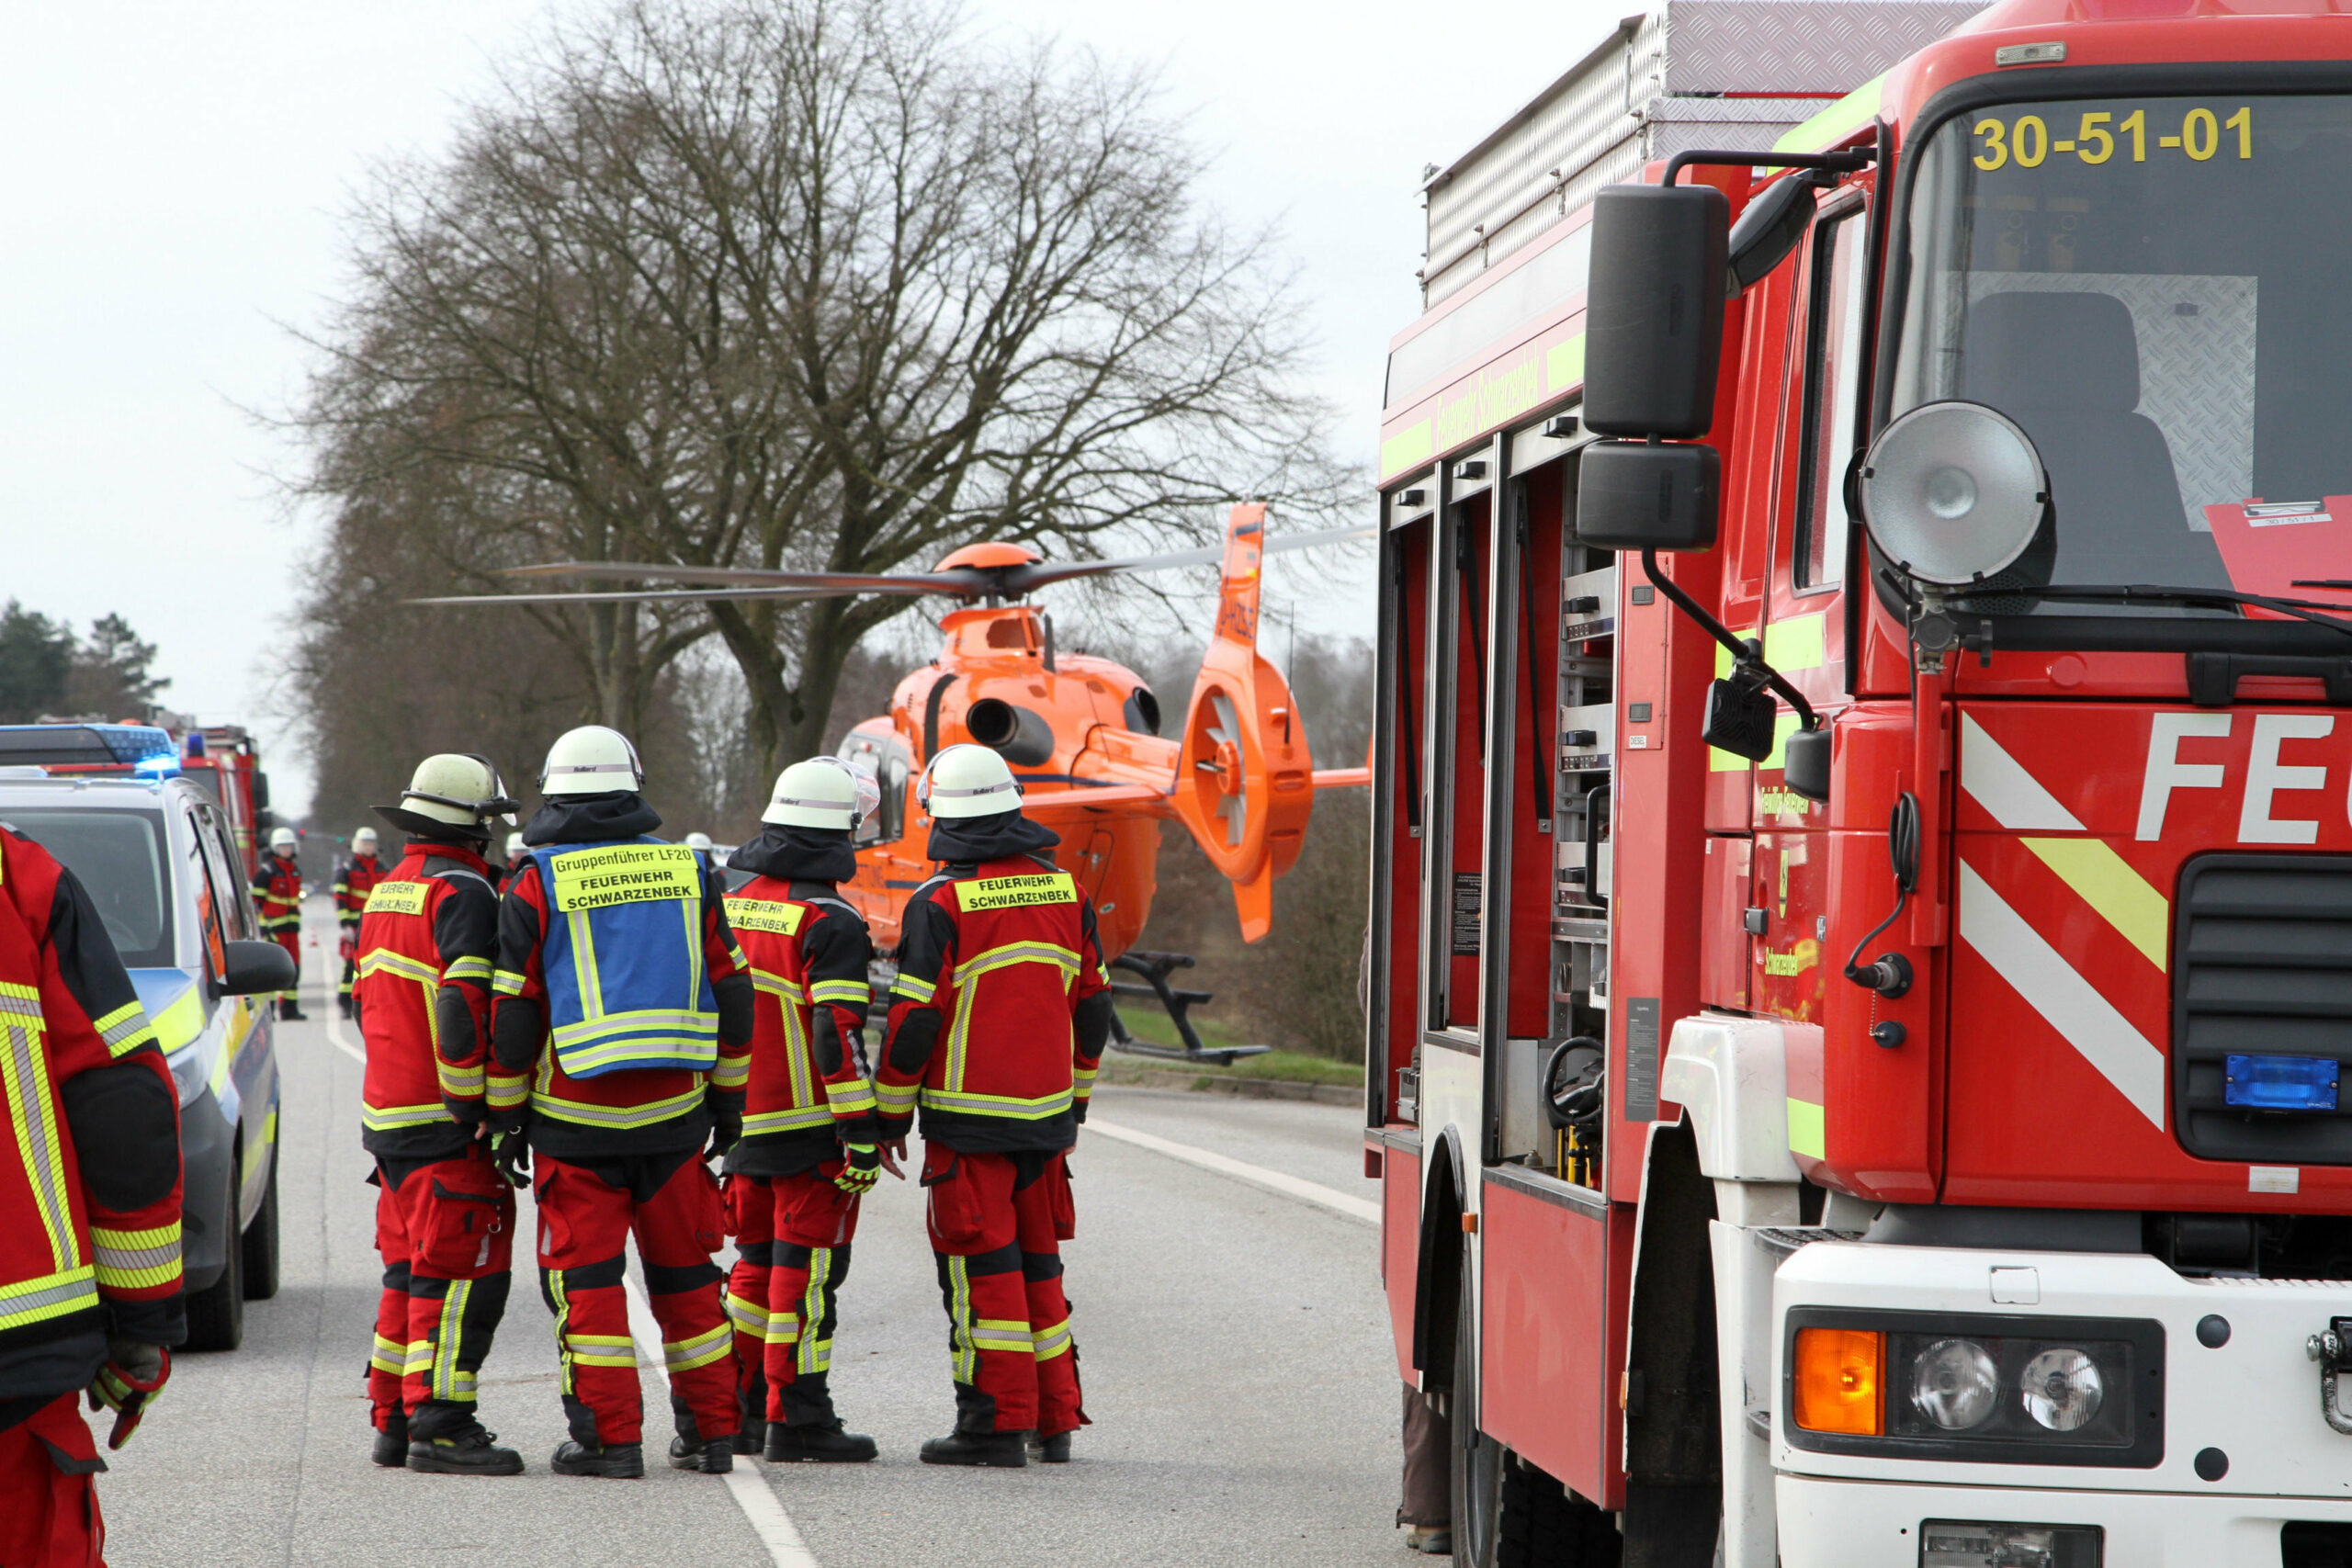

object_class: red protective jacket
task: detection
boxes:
[251,849,302,937]
[724,846,876,1175]
[877,829,1113,1155]
[0,828,185,1425]
[488,800,753,1159]
[334,852,387,929]
[352,840,499,1160]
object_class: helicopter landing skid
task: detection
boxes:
[1104,949,1269,1067]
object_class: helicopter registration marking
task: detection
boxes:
[725,897,806,936]
[364,881,430,917]
[548,844,700,911]
[955,873,1077,912]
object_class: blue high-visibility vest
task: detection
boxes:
[525,837,718,1078]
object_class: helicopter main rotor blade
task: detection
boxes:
[1005,524,1376,591]
[404,585,846,608]
[499,560,967,594]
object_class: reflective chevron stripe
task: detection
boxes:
[532,1084,706,1130]
[665,1322,732,1372]
[743,1104,835,1136]
[0,1267,98,1332]
[1958,862,2166,1126]
[91,1000,157,1058]
[91,1221,181,1292]
[1960,715,2170,970]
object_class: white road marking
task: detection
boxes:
[622,1276,821,1568]
[1084,1117,1377,1225]
[323,998,364,1066]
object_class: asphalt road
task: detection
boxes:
[98,907,1408,1567]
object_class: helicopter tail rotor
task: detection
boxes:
[1169,503,1316,942]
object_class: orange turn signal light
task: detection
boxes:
[1792,1327,1883,1436]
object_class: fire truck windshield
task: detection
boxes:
[1888,94,2352,626]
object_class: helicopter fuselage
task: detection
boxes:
[836,602,1182,958]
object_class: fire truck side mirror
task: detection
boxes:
[1581,184,1727,440]
[1574,439,1719,552]
[1781,725,1831,805]
[1724,172,1820,297]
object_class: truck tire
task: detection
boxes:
[1498,1461,1623,1568]
[184,1169,245,1351]
[241,1139,280,1301]
[1453,1245,1505,1568]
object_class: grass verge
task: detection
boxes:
[1110,1008,1364,1087]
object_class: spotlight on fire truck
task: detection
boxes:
[1858,400,2048,587]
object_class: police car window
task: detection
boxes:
[195,807,254,942]
[7,807,175,967]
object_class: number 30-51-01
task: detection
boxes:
[1974,107,2253,170]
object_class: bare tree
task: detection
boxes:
[290,0,1345,777]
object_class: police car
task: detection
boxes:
[0,725,293,1351]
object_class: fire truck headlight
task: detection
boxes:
[1910,1337,2000,1430]
[1786,1310,2159,1465]
[2019,1348,2104,1432]
[1859,400,2046,586]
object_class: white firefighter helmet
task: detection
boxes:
[505,831,525,861]
[684,831,715,852]
[917,743,1021,820]
[268,826,298,852]
[763,757,880,830]
[539,726,643,797]
[379,754,520,835]
[352,827,379,852]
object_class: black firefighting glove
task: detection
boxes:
[833,1143,882,1196]
[490,1126,531,1189]
[87,1339,170,1450]
[708,1110,741,1162]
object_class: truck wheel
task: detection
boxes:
[241,1139,280,1300]
[184,1172,245,1351]
[1498,1459,1623,1568]
[1452,1245,1504,1568]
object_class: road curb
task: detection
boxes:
[1095,1055,1362,1107]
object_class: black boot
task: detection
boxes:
[408,1420,525,1476]
[763,1423,878,1463]
[666,1435,734,1473]
[371,1415,410,1468]
[731,1416,766,1456]
[550,1439,645,1478]
[338,998,353,1020]
[919,1430,1027,1468]
[280,999,306,1021]
[1026,1430,1071,1463]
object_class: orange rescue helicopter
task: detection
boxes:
[414,505,1368,1061]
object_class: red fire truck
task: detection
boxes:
[1367,2,2352,1563]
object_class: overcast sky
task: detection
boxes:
[2,0,1621,813]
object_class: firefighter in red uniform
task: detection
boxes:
[251,826,306,1020]
[490,726,755,1479]
[876,743,1114,1468]
[353,756,525,1476]
[720,758,887,1464]
[0,826,187,1563]
[334,826,387,1019]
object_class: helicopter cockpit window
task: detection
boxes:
[839,732,912,846]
